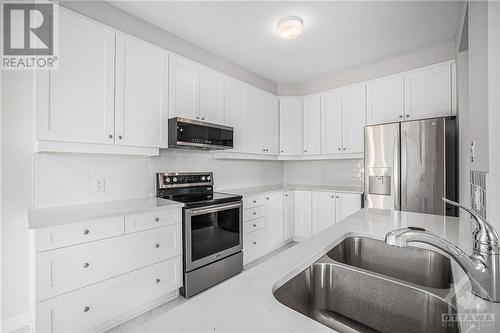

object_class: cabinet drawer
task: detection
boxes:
[35,217,125,252]
[125,207,181,234]
[36,224,181,301]
[243,205,265,221]
[243,217,265,234]
[243,229,265,258]
[36,257,182,333]
[243,195,265,209]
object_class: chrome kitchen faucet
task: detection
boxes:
[385,198,500,302]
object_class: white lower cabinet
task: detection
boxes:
[312,191,336,234]
[295,190,363,241]
[283,191,295,240]
[294,191,313,239]
[31,206,183,333]
[36,257,182,333]
[264,192,285,247]
[242,191,292,264]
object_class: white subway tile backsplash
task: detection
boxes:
[34,150,284,208]
[283,159,364,187]
[34,150,364,209]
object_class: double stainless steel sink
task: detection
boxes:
[273,236,458,333]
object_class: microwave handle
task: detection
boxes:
[188,202,242,215]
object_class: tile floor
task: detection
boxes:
[105,242,297,333]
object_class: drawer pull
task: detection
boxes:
[252,200,256,203]
[154,217,160,222]
[83,229,90,235]
[84,306,90,312]
[266,197,269,200]
[155,243,160,248]
[336,196,340,199]
[331,195,334,198]
[253,224,257,227]
[253,241,257,245]
[253,212,256,215]
[83,263,90,268]
[155,278,160,284]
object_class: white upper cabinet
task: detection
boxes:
[342,83,366,154]
[279,97,303,155]
[312,191,336,234]
[404,61,453,120]
[115,34,169,148]
[320,89,343,154]
[249,88,265,154]
[366,74,404,125]
[169,55,200,120]
[199,68,224,123]
[262,93,279,155]
[249,88,278,154]
[302,95,321,155]
[321,85,365,155]
[225,79,249,152]
[36,9,116,144]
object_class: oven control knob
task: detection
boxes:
[165,177,171,183]
[207,176,211,181]
[201,176,206,181]
[173,177,178,182]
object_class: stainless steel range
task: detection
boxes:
[156,172,243,297]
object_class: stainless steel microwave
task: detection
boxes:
[168,117,234,150]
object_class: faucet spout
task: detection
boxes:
[385,198,500,302]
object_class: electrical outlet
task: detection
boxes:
[94,177,106,193]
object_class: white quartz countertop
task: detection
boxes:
[221,183,364,196]
[137,208,499,333]
[28,197,183,229]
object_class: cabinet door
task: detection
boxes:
[294,190,312,239]
[312,191,336,234]
[279,97,303,155]
[320,90,343,154]
[35,9,115,144]
[283,191,295,240]
[302,95,321,155]
[248,88,265,154]
[264,192,284,248]
[342,83,366,153]
[336,193,362,222]
[199,68,224,123]
[115,34,169,147]
[404,61,452,120]
[262,93,279,155]
[366,74,404,125]
[224,79,249,152]
[169,55,199,119]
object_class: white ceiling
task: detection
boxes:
[110,1,462,85]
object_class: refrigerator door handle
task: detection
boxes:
[401,129,407,207]
[393,125,401,211]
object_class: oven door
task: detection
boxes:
[184,201,243,272]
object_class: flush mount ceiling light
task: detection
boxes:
[278,16,303,39]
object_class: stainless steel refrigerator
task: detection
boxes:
[364,117,458,216]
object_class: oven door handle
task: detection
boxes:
[188,202,242,215]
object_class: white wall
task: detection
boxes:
[457,51,470,211]
[59,0,277,95]
[1,71,34,331]
[283,159,364,188]
[277,42,456,96]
